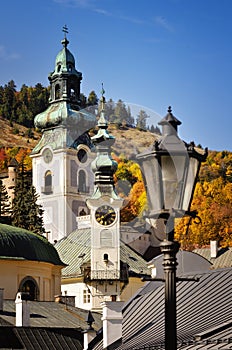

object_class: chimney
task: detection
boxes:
[0,289,4,311]
[210,240,218,259]
[83,311,96,350]
[101,300,124,349]
[15,292,30,327]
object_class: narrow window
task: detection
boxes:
[78,170,87,193]
[43,170,52,194]
[83,289,91,303]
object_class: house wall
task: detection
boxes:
[120,277,145,301]
[61,280,92,310]
[61,276,145,311]
[0,259,62,301]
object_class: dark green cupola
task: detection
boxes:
[48,29,82,108]
[32,27,96,153]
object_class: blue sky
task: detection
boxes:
[0,0,232,151]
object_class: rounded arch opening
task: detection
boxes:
[45,170,52,187]
[19,276,39,301]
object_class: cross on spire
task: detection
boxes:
[61,25,69,48]
[62,25,68,38]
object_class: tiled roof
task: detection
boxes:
[91,266,232,350]
[55,228,150,278]
[193,247,232,269]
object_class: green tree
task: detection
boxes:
[105,99,115,122]
[0,180,11,222]
[0,80,17,120]
[87,90,98,115]
[136,110,149,130]
[11,163,45,235]
[87,90,98,106]
[113,99,129,124]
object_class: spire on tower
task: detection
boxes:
[61,24,69,48]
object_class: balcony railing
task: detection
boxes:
[91,270,120,280]
[83,269,128,281]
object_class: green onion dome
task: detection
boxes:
[0,224,65,266]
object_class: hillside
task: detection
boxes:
[0,117,41,149]
[108,125,157,157]
[0,116,157,157]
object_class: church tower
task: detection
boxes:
[31,27,96,243]
[86,91,124,310]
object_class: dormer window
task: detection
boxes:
[57,64,61,72]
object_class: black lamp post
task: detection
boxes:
[137,107,207,350]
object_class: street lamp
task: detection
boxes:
[137,106,207,350]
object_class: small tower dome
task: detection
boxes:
[54,37,76,74]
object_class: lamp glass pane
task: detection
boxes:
[161,155,186,210]
[182,157,199,211]
[140,156,162,213]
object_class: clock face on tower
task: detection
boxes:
[95,205,116,226]
[43,148,53,163]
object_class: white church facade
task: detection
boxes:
[31,31,96,243]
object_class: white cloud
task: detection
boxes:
[94,8,112,16]
[0,46,20,60]
[53,0,94,8]
[154,16,174,32]
[119,15,145,25]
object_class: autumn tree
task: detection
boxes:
[175,178,232,248]
[0,148,7,170]
[0,180,11,223]
[114,156,146,222]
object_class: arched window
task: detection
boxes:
[43,170,52,194]
[19,276,39,301]
[78,170,88,193]
[55,84,61,99]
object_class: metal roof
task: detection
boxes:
[91,266,232,350]
[0,326,83,350]
[55,228,150,278]
[193,247,232,269]
[0,300,102,331]
[0,300,103,350]
[150,250,212,278]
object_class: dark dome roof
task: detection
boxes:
[0,224,65,266]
